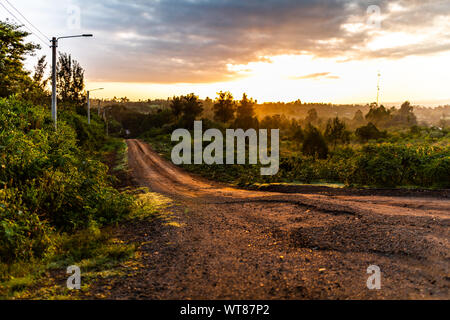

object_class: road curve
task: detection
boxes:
[113,139,450,299]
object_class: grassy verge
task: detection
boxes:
[0,189,174,300]
[0,138,173,299]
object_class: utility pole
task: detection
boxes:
[50,34,93,130]
[86,88,103,125]
[377,71,381,106]
[87,90,90,124]
[103,107,109,137]
[51,37,57,129]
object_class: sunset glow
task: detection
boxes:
[1,0,449,105]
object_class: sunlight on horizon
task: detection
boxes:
[6,0,448,106]
[87,51,450,105]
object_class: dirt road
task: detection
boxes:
[105,139,450,299]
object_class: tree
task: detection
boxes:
[302,124,328,159]
[170,96,184,119]
[391,101,417,127]
[305,108,318,124]
[181,93,203,128]
[0,21,40,98]
[56,53,85,103]
[355,122,386,142]
[33,56,48,90]
[234,93,258,129]
[324,117,350,148]
[365,104,391,127]
[28,55,50,104]
[353,110,364,123]
[289,119,304,141]
[213,91,235,123]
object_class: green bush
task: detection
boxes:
[0,97,133,263]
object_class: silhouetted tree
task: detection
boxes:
[234,93,258,129]
[305,108,318,124]
[214,91,235,123]
[324,117,350,148]
[355,122,386,142]
[302,124,328,159]
[365,104,391,127]
[391,101,417,127]
[353,110,364,123]
[0,21,40,98]
[181,93,203,128]
[56,53,85,103]
[289,119,304,141]
[170,96,184,119]
[33,56,48,90]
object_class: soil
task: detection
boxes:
[89,139,450,300]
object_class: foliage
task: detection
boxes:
[355,122,386,142]
[324,117,350,148]
[391,101,417,127]
[365,104,391,127]
[234,93,258,130]
[0,97,133,263]
[170,96,184,119]
[0,21,40,99]
[179,93,204,129]
[305,108,318,124]
[301,124,329,159]
[56,53,85,104]
[213,91,236,124]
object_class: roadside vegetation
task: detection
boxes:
[0,21,164,299]
[1,17,448,298]
[106,91,449,189]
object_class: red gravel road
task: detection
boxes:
[99,139,450,299]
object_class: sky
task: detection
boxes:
[1,0,449,105]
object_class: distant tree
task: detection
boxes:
[260,114,290,131]
[391,101,417,127]
[28,55,50,104]
[214,91,235,123]
[181,93,203,128]
[353,110,365,123]
[289,119,304,141]
[33,56,48,90]
[234,93,258,129]
[202,96,214,119]
[365,104,391,127]
[56,53,85,103]
[0,21,40,98]
[302,124,328,159]
[324,117,350,148]
[170,96,184,119]
[305,108,318,124]
[355,122,386,142]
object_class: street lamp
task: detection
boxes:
[87,88,104,124]
[51,34,93,129]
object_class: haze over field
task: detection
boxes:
[1,0,449,105]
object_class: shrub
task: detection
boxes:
[301,125,328,159]
[0,97,133,262]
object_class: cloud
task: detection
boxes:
[290,72,337,80]
[63,0,450,83]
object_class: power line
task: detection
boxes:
[3,0,50,41]
[0,1,49,47]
